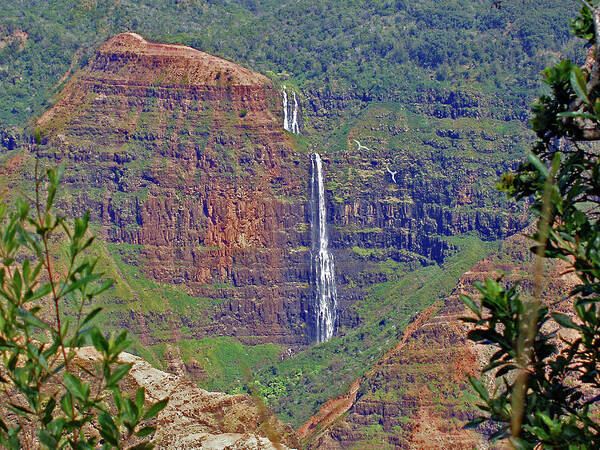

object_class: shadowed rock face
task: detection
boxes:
[22,33,528,350]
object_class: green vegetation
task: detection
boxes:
[71,236,284,392]
[174,337,282,393]
[93,241,213,318]
[0,161,166,448]
[462,2,600,447]
[0,0,580,127]
[0,0,586,440]
[250,233,498,427]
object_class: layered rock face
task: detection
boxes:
[302,233,578,449]
[36,33,312,345]
[28,32,528,351]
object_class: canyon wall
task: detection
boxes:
[12,33,529,351]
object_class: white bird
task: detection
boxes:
[353,139,369,152]
[386,166,397,183]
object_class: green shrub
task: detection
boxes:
[0,148,167,449]
[462,3,600,447]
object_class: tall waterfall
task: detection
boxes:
[283,89,289,131]
[309,153,337,343]
[282,87,300,134]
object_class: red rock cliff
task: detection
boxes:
[36,33,312,346]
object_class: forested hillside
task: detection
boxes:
[0,0,579,127]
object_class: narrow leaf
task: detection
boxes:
[571,66,591,105]
[143,398,169,420]
[81,307,102,327]
[135,426,156,438]
[106,363,133,388]
[552,312,581,330]
[460,294,481,317]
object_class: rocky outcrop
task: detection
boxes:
[111,350,300,449]
[6,347,299,449]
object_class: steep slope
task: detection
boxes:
[302,233,578,448]
[34,32,312,347]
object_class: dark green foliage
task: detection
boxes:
[0,153,167,448]
[0,0,580,126]
[462,2,600,447]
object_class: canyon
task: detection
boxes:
[0,30,541,444]
[301,232,578,448]
[19,32,529,352]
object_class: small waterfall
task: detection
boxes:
[309,153,337,343]
[290,92,300,134]
[283,89,289,131]
[282,86,301,134]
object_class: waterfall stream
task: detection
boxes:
[283,89,289,131]
[310,153,337,343]
[282,87,300,134]
[290,92,300,133]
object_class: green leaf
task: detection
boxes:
[16,198,29,220]
[528,152,549,177]
[111,332,131,357]
[46,184,57,211]
[537,412,554,427]
[106,363,133,388]
[12,269,22,300]
[552,312,581,330]
[42,398,56,425]
[135,426,156,438]
[509,437,532,450]
[468,377,490,402]
[571,66,591,105]
[98,412,119,447]
[26,283,52,303]
[460,294,480,317]
[21,258,30,283]
[112,387,124,413]
[127,443,154,450]
[37,430,57,449]
[136,388,145,413]
[63,373,88,401]
[8,402,34,416]
[91,279,114,297]
[463,417,485,429]
[81,307,102,327]
[61,273,101,297]
[90,327,109,354]
[594,98,600,116]
[143,398,169,420]
[17,308,50,330]
[46,418,65,438]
